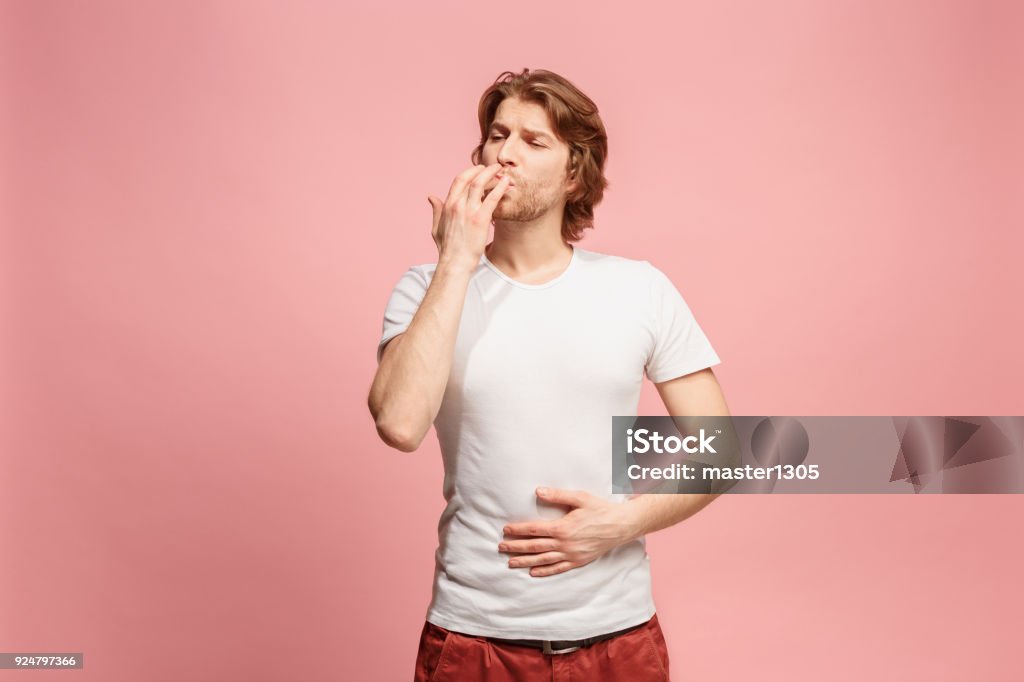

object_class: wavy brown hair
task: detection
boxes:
[470,68,609,243]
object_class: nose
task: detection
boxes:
[496,150,515,169]
[495,138,517,168]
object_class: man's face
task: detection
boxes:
[481,97,577,222]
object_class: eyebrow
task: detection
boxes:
[488,121,555,142]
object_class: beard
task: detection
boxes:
[489,181,559,222]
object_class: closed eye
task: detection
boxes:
[489,134,545,148]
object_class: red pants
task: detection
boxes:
[413,613,671,681]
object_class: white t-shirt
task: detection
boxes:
[376,244,721,639]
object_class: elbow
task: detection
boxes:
[367,386,426,452]
[375,417,423,452]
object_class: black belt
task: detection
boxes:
[484,620,648,655]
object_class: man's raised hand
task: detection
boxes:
[427,163,512,269]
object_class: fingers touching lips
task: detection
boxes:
[487,179,514,190]
[484,173,516,193]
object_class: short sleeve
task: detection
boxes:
[377,265,431,364]
[644,262,721,383]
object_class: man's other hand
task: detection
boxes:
[498,487,640,578]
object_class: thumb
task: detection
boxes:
[427,196,442,232]
[537,487,588,507]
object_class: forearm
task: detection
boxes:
[621,492,720,541]
[369,258,474,450]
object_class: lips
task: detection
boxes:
[488,174,516,189]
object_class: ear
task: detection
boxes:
[565,147,582,195]
[566,165,579,195]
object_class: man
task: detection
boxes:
[368,68,731,681]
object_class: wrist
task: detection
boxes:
[618,497,647,543]
[437,252,480,276]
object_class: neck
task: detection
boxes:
[485,227,572,276]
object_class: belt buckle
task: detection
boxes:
[542,640,581,655]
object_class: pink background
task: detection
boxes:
[2,1,1022,680]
